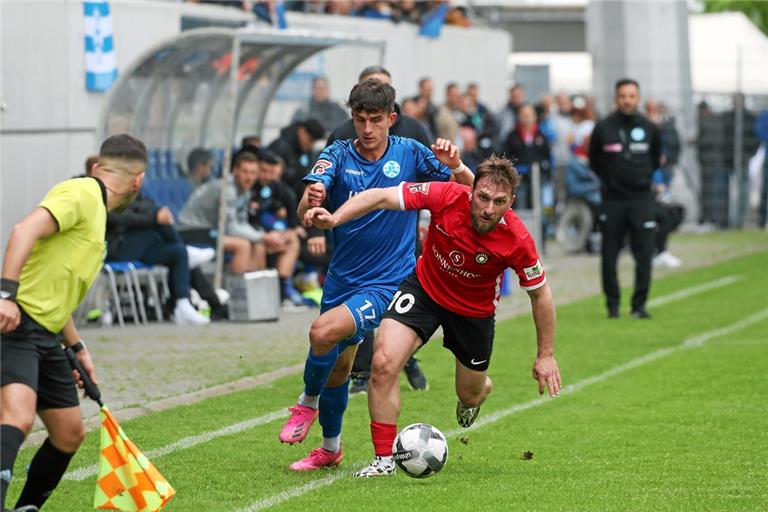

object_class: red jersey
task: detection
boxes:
[399,181,546,317]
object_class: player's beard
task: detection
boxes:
[470,210,498,234]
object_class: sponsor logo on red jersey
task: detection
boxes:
[407,183,430,195]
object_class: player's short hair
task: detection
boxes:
[187,148,212,171]
[99,134,147,163]
[615,78,640,91]
[473,155,521,195]
[347,79,395,115]
[358,65,391,82]
[232,150,258,169]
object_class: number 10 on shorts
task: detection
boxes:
[388,290,415,314]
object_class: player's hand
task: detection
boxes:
[307,183,326,208]
[532,355,561,397]
[307,235,326,256]
[0,299,21,333]
[156,206,174,225]
[431,138,461,170]
[72,348,99,391]
[304,207,335,229]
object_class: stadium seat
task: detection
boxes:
[103,261,148,327]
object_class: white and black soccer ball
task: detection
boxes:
[392,423,448,478]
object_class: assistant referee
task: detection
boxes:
[0,134,147,511]
[589,78,662,319]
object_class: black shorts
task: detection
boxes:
[1,309,79,410]
[382,273,495,371]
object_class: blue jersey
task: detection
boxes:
[304,136,452,288]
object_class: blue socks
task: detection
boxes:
[319,378,350,440]
[303,346,339,397]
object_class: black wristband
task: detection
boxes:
[70,340,87,353]
[0,278,19,301]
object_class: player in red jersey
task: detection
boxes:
[303,155,562,477]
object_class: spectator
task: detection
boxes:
[496,83,526,148]
[267,118,326,202]
[106,194,212,326]
[402,98,435,142]
[249,150,307,310]
[186,148,214,188]
[292,76,349,135]
[411,77,438,136]
[179,151,266,273]
[754,108,768,227]
[241,134,263,155]
[569,95,596,160]
[458,124,484,173]
[463,86,496,158]
[503,104,552,210]
[435,82,464,144]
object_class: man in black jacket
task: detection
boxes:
[589,78,662,319]
[266,118,326,203]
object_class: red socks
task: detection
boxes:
[370,421,397,457]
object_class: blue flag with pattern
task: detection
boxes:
[83,1,117,92]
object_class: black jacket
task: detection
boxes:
[589,111,662,200]
[106,193,159,260]
[267,123,313,200]
[326,102,431,147]
[504,126,552,178]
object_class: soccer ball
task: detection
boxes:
[392,423,448,478]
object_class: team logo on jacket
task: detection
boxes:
[382,160,401,178]
[311,159,332,175]
[630,127,646,141]
[407,183,430,195]
[475,252,489,264]
[523,259,544,280]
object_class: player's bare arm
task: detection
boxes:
[0,207,60,332]
[297,182,326,219]
[526,282,562,397]
[304,187,401,230]
[62,316,99,388]
[430,137,474,186]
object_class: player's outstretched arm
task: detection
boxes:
[430,138,473,186]
[526,283,562,397]
[1,207,59,332]
[304,187,400,230]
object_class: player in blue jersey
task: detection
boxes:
[279,79,474,470]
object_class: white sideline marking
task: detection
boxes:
[646,275,743,308]
[234,306,768,512]
[64,409,287,481]
[59,278,754,482]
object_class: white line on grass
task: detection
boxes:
[234,306,768,512]
[646,275,743,308]
[59,277,751,483]
[64,409,287,481]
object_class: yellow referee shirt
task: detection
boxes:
[16,177,107,333]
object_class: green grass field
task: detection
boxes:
[9,249,768,511]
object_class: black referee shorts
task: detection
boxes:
[1,308,79,410]
[382,273,495,372]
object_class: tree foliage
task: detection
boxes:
[703,0,768,35]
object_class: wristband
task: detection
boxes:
[70,340,87,353]
[0,278,19,302]
[450,163,467,175]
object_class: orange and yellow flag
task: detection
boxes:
[94,406,176,511]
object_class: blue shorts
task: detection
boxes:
[321,279,398,350]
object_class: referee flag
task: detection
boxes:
[94,406,176,511]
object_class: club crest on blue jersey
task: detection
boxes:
[312,159,332,175]
[382,160,401,178]
[630,127,645,141]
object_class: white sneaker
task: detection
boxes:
[186,246,215,269]
[215,288,230,306]
[653,251,682,268]
[174,299,210,325]
[281,299,309,313]
[352,456,396,478]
